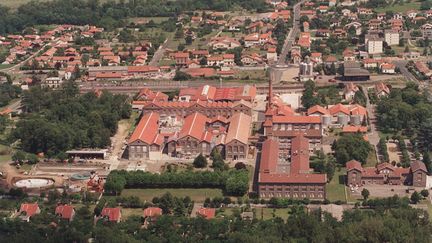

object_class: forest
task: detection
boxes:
[11,81,131,157]
[0,0,270,35]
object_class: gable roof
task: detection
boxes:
[178,112,209,141]
[346,160,363,171]
[143,207,162,218]
[55,205,74,220]
[197,207,216,219]
[225,113,251,145]
[290,135,310,174]
[19,203,39,218]
[329,103,350,115]
[128,112,162,145]
[260,138,280,173]
[411,161,427,173]
[101,207,121,222]
[307,105,329,116]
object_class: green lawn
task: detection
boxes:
[121,208,143,218]
[234,70,268,81]
[126,111,141,134]
[129,17,170,24]
[0,145,11,164]
[326,168,347,203]
[376,1,421,13]
[0,64,13,70]
[217,207,290,220]
[364,148,379,168]
[120,188,224,202]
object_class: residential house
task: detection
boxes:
[343,82,359,101]
[375,82,390,97]
[55,205,75,222]
[19,203,40,222]
[101,207,122,223]
[197,208,216,219]
[380,63,396,74]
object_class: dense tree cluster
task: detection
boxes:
[301,81,343,109]
[378,138,389,162]
[0,202,430,243]
[376,83,432,152]
[310,151,336,181]
[332,133,372,165]
[0,81,21,108]
[0,0,270,35]
[105,169,249,196]
[11,82,131,157]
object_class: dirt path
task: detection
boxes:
[107,119,132,170]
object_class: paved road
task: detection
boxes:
[2,43,50,74]
[363,88,380,148]
[393,60,417,83]
[269,0,306,84]
[149,39,168,66]
[276,0,305,65]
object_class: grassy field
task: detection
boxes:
[1,0,49,8]
[129,17,170,24]
[217,207,290,220]
[121,188,224,202]
[0,64,13,70]
[0,145,12,164]
[126,111,141,134]
[365,148,379,168]
[234,69,268,80]
[376,1,421,13]
[121,208,143,218]
[326,168,347,203]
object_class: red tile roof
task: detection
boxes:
[272,115,321,124]
[342,125,367,133]
[307,105,329,116]
[128,66,159,73]
[346,160,362,171]
[411,161,427,173]
[179,112,210,141]
[183,68,216,77]
[290,135,310,174]
[143,207,162,218]
[55,205,74,220]
[128,112,162,145]
[225,113,251,145]
[101,207,121,222]
[328,103,350,115]
[259,173,326,183]
[197,207,216,219]
[19,203,40,218]
[259,138,280,173]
